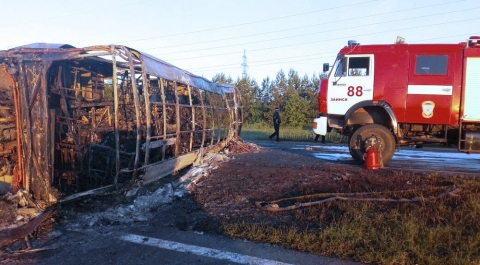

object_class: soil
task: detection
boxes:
[0,139,462,263]
[193,141,453,228]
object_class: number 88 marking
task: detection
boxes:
[347,86,363,97]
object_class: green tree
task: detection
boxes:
[266,70,287,122]
[212,68,327,127]
[212,73,233,84]
[287,69,300,93]
[284,92,310,126]
[306,73,321,119]
[235,76,263,124]
[260,77,272,105]
[298,74,311,100]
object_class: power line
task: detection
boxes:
[168,29,479,79]
[116,0,381,44]
[160,16,479,62]
[187,32,479,73]
[190,51,335,71]
[140,0,464,51]
[152,7,478,57]
[3,1,472,79]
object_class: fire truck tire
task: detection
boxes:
[348,124,395,165]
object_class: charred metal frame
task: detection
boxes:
[0,44,242,202]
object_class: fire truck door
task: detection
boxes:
[327,55,374,115]
[406,53,455,123]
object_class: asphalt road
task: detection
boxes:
[251,140,480,176]
[31,224,360,265]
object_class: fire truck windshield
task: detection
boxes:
[334,56,347,77]
[332,55,347,86]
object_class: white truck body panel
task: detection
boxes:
[407,85,453,96]
[313,117,327,135]
[463,57,480,121]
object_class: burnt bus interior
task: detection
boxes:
[0,44,242,202]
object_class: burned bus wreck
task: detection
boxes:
[0,43,242,202]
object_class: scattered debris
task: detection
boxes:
[255,186,461,212]
[226,140,260,154]
[0,141,247,251]
[0,208,56,249]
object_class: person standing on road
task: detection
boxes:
[314,134,326,144]
[269,107,281,142]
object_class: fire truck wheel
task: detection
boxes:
[348,124,395,165]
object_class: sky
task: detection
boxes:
[1,0,479,83]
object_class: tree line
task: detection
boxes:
[212,69,326,126]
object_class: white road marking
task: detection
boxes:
[120,233,297,265]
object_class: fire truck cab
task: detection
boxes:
[313,36,480,166]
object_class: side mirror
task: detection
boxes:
[322,63,329,72]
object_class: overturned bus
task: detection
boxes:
[0,43,242,202]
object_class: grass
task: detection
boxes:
[240,123,345,142]
[220,175,480,265]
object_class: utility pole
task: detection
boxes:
[241,49,248,79]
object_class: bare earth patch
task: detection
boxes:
[193,141,453,228]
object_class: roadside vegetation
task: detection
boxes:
[239,122,347,143]
[215,69,343,142]
[212,69,325,131]
[240,122,314,141]
[220,173,480,265]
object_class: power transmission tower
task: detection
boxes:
[241,49,248,79]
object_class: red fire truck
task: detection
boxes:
[313,36,480,166]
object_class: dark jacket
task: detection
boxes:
[273,111,281,125]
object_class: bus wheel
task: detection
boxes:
[348,124,395,166]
